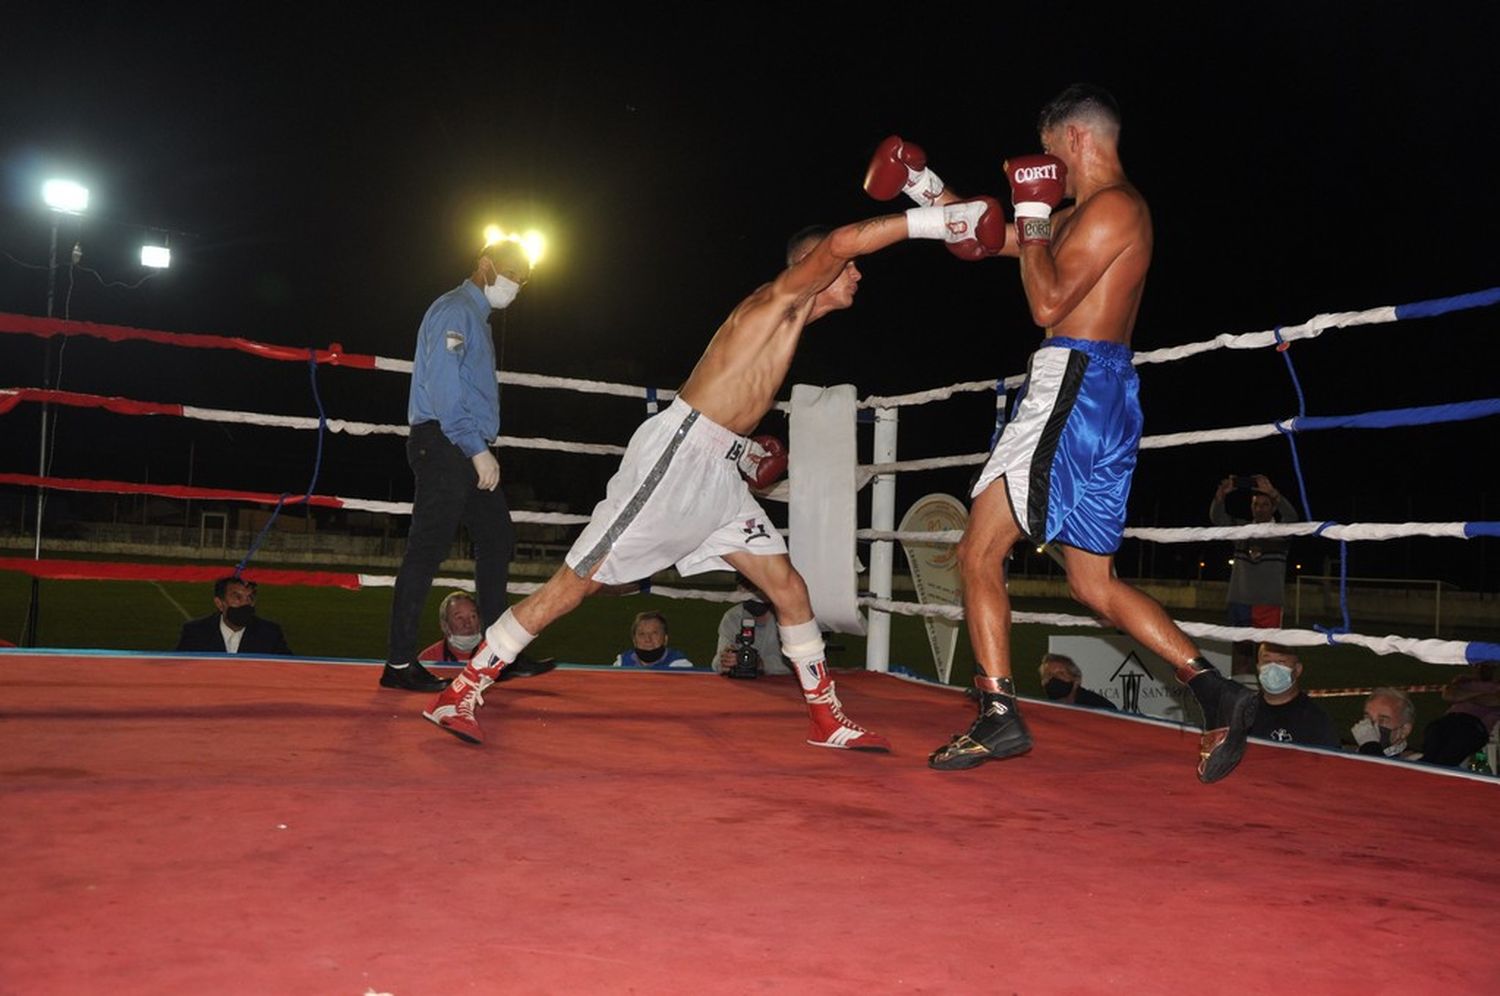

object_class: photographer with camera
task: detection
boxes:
[715,582,790,678]
[1211,474,1299,679]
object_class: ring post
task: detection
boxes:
[866,406,898,672]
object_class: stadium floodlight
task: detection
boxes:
[140,244,171,269]
[42,179,89,214]
[483,224,547,268]
[519,230,546,267]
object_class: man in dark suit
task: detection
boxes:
[174,576,293,656]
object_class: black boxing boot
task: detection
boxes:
[929,674,1033,770]
[1181,657,1258,784]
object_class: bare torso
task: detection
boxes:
[678,282,816,434]
[1044,182,1152,345]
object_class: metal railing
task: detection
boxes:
[1294,574,1456,636]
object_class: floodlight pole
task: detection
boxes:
[36,214,58,557]
[21,216,61,646]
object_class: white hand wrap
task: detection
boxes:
[736,438,769,479]
[1013,200,1052,220]
[903,167,945,207]
[906,202,983,243]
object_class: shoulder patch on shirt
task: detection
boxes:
[444,329,466,353]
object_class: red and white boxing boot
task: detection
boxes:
[423,642,507,744]
[802,663,891,752]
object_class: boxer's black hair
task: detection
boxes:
[786,224,831,264]
[1038,83,1122,135]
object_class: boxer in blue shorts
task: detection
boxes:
[971,336,1142,557]
[872,84,1259,781]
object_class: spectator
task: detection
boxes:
[174,576,293,656]
[1420,663,1500,767]
[1211,474,1299,679]
[1351,687,1422,760]
[382,239,530,693]
[715,585,789,676]
[1038,653,1117,710]
[419,591,486,665]
[1247,643,1339,748]
[419,591,557,682]
[612,611,696,669]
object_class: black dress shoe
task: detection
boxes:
[379,661,451,692]
[496,652,557,682]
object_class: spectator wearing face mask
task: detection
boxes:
[419,591,488,664]
[1248,642,1339,748]
[1351,688,1422,760]
[1037,653,1117,710]
[612,611,696,669]
[174,575,293,655]
[420,590,557,679]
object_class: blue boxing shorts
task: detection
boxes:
[971,337,1142,555]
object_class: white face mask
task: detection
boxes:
[484,274,520,310]
[1259,662,1295,695]
[448,631,483,654]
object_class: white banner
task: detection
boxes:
[1047,635,1232,723]
[789,384,865,634]
[897,494,967,684]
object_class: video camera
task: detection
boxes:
[727,616,761,679]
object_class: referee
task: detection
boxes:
[382,240,528,691]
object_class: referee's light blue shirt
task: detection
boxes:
[407,280,499,458]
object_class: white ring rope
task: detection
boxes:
[356,575,750,607]
[179,404,626,455]
[361,297,1412,413]
[860,521,1480,545]
[172,403,1309,460]
[859,379,1015,410]
[338,499,591,525]
[856,597,1476,666]
[854,303,1405,410]
[337,575,1484,667]
[857,414,1405,475]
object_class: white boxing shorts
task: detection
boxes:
[565,397,787,585]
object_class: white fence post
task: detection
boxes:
[866,406,898,672]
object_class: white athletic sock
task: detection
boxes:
[779,619,827,692]
[484,609,536,665]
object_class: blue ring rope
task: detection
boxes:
[235,350,327,576]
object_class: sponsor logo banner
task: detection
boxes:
[898,493,967,684]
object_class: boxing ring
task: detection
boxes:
[3,287,1500,991]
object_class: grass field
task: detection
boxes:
[2,567,1488,755]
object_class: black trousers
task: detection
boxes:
[387,422,515,664]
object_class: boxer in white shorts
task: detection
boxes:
[423,197,1008,749]
[564,396,787,587]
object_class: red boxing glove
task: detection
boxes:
[864,134,945,206]
[946,196,1006,260]
[1005,154,1067,246]
[906,196,1006,260]
[739,435,788,490]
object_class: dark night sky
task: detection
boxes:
[1,5,1496,588]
